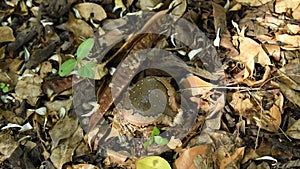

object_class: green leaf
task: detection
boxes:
[59,59,77,77]
[136,156,172,169]
[77,61,96,78]
[144,138,154,148]
[2,86,9,93]
[154,136,168,146]
[0,83,5,88]
[76,38,95,60]
[152,126,160,137]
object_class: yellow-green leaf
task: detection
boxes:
[76,38,95,60]
[136,156,171,169]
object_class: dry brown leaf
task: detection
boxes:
[170,0,187,17]
[212,2,227,33]
[263,44,281,61]
[74,3,107,22]
[275,0,300,13]
[68,164,99,169]
[139,0,163,11]
[286,119,300,139]
[275,33,300,48]
[287,24,300,34]
[0,132,19,162]
[50,125,83,169]
[232,36,271,79]
[219,147,245,169]
[39,61,53,78]
[15,70,43,106]
[231,93,254,114]
[256,105,282,132]
[174,145,212,169]
[235,0,273,7]
[204,94,226,131]
[279,82,300,107]
[49,116,79,148]
[0,26,15,43]
[67,14,94,40]
[293,5,300,19]
[230,91,282,132]
[277,59,300,91]
[180,75,213,96]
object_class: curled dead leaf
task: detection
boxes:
[235,0,273,7]
[286,119,300,140]
[180,74,213,96]
[74,3,107,22]
[275,0,300,13]
[232,36,271,79]
[67,14,94,39]
[174,145,213,169]
[219,147,245,169]
[0,26,15,43]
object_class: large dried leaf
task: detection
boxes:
[49,116,79,147]
[277,59,300,91]
[279,82,300,107]
[15,70,43,106]
[212,2,227,33]
[293,5,300,19]
[0,26,15,43]
[275,33,300,49]
[0,133,19,162]
[287,119,300,139]
[67,15,93,39]
[50,125,83,169]
[219,147,245,169]
[170,0,187,17]
[74,3,107,22]
[235,0,273,6]
[232,36,271,78]
[275,0,300,13]
[180,75,213,96]
[174,145,213,169]
[230,91,282,132]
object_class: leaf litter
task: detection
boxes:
[0,0,300,169]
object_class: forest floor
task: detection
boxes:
[0,0,300,169]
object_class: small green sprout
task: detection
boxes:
[144,126,169,148]
[0,82,9,93]
[59,38,96,78]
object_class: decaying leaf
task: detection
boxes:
[170,0,187,17]
[293,5,300,19]
[74,3,107,22]
[50,125,83,169]
[219,147,245,169]
[230,91,283,132]
[49,116,79,147]
[275,0,300,13]
[275,33,300,49]
[235,0,273,7]
[232,35,271,79]
[0,132,19,162]
[212,2,227,34]
[68,164,99,169]
[180,74,213,96]
[0,26,15,43]
[279,82,300,107]
[67,14,93,40]
[174,145,213,169]
[287,119,300,139]
[15,70,43,106]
